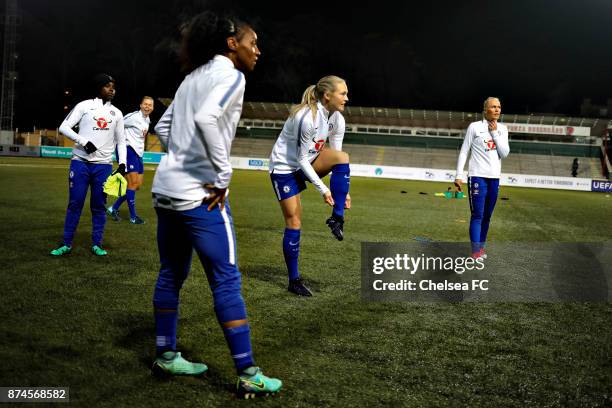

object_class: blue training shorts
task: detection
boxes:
[270,169,307,201]
[126,145,144,174]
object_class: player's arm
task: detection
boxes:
[454,124,474,188]
[194,71,245,209]
[114,114,127,166]
[328,112,345,151]
[123,112,138,129]
[297,115,332,204]
[492,125,510,159]
[59,102,88,147]
[154,102,174,150]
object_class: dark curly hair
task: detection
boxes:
[179,11,250,72]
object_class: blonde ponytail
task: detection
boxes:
[290,85,317,118]
[289,75,345,119]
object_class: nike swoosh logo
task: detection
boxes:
[289,241,300,246]
[244,378,265,390]
[344,175,350,178]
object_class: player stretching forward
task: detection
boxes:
[50,74,126,257]
[269,76,351,296]
[149,12,281,398]
[107,96,154,224]
[454,97,510,259]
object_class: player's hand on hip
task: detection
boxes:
[84,141,97,154]
[488,120,497,131]
[345,193,351,209]
[323,191,335,206]
[203,184,227,211]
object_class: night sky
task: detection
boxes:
[10,0,612,129]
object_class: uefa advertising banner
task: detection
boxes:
[591,180,612,192]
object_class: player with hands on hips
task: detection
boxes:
[149,11,281,398]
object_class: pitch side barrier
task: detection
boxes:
[236,128,602,158]
[229,156,602,192]
[38,145,166,164]
[8,145,609,193]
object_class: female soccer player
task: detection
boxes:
[454,97,510,259]
[107,96,154,224]
[269,76,351,296]
[150,11,281,398]
[50,74,127,257]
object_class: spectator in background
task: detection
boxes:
[571,158,579,177]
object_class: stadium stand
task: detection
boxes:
[230,138,602,178]
[7,101,610,179]
[233,102,611,178]
[241,102,611,140]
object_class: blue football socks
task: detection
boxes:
[126,189,137,219]
[223,324,255,373]
[330,163,350,219]
[283,228,301,281]
[154,306,178,356]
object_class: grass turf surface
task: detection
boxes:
[0,157,610,407]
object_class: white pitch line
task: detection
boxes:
[0,163,67,168]
[0,162,158,170]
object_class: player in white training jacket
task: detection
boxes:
[455,97,510,259]
[50,73,127,257]
[269,75,351,296]
[149,11,281,399]
[107,96,154,224]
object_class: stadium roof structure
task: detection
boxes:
[241,102,612,136]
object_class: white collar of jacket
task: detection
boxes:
[317,101,330,120]
[93,97,112,107]
[213,54,235,69]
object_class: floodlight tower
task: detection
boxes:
[0,0,19,131]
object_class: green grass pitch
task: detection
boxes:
[0,156,610,407]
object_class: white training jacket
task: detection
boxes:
[269,102,346,195]
[59,98,127,165]
[152,55,245,201]
[455,119,510,179]
[123,110,150,157]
